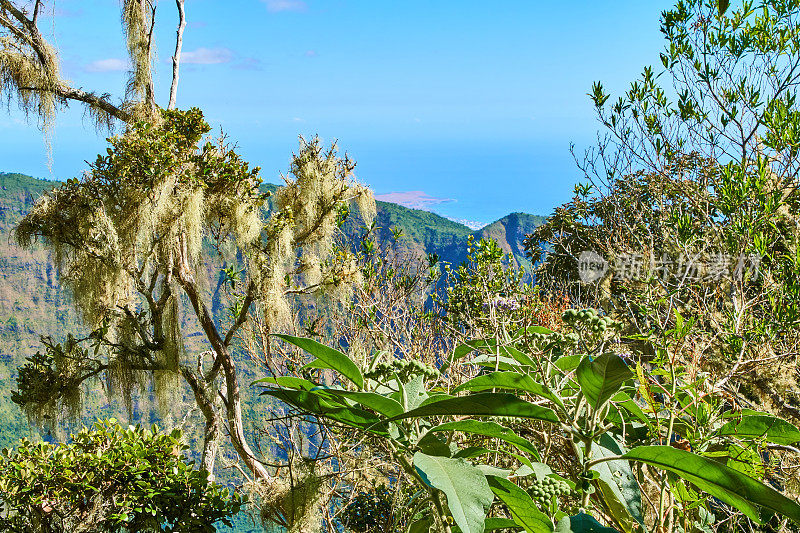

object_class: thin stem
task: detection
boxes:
[168,0,185,110]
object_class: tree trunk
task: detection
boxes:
[176,260,270,480]
[201,412,221,481]
[181,364,222,481]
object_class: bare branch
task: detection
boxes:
[168,0,185,110]
[31,0,41,25]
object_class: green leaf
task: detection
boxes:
[320,389,403,418]
[251,376,316,390]
[417,432,457,457]
[554,355,582,373]
[520,326,555,336]
[623,446,800,524]
[400,373,430,411]
[714,415,800,445]
[554,513,619,533]
[302,358,332,371]
[485,517,523,531]
[487,476,553,533]
[453,372,565,411]
[260,389,386,435]
[576,353,633,411]
[454,447,493,459]
[388,393,559,424]
[428,420,541,459]
[274,334,364,389]
[413,452,494,533]
[451,339,536,368]
[452,339,488,361]
[502,345,537,367]
[590,435,643,530]
[718,0,730,16]
[472,355,521,371]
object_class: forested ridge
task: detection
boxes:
[0,171,542,448]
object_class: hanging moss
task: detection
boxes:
[13,109,377,461]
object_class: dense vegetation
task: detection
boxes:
[1,0,800,532]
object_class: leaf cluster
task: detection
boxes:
[0,419,244,532]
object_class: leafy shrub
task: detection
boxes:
[0,420,244,532]
[259,306,800,533]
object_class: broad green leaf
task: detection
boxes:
[485,517,523,531]
[589,435,643,530]
[302,358,332,371]
[714,415,800,445]
[472,354,521,371]
[502,345,537,367]
[402,373,430,411]
[623,446,800,524]
[454,372,565,411]
[521,326,555,336]
[718,0,730,16]
[722,408,769,419]
[320,390,403,418]
[388,393,559,424]
[419,393,456,407]
[709,443,764,479]
[414,452,494,533]
[478,464,512,478]
[417,432,456,457]
[576,353,633,411]
[452,339,489,361]
[274,334,364,389]
[487,476,553,533]
[251,376,316,390]
[521,461,552,480]
[428,420,541,458]
[612,393,653,432]
[454,447,493,459]
[260,389,386,435]
[554,513,619,533]
[554,355,582,373]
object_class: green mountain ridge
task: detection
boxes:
[0,171,545,529]
[0,171,545,437]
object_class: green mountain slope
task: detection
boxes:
[0,171,545,530]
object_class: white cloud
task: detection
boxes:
[374,191,455,211]
[181,47,234,65]
[264,0,307,12]
[84,58,129,73]
[305,50,318,57]
[445,216,486,230]
[232,57,264,71]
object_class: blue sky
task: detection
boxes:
[1,0,670,225]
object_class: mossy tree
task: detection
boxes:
[2,1,376,482]
[12,107,374,481]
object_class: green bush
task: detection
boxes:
[0,420,244,532]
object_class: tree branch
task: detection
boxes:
[20,85,132,123]
[168,0,185,110]
[223,281,256,348]
[31,0,41,26]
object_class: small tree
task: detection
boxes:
[12,107,374,480]
[526,0,800,420]
[0,420,244,532]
